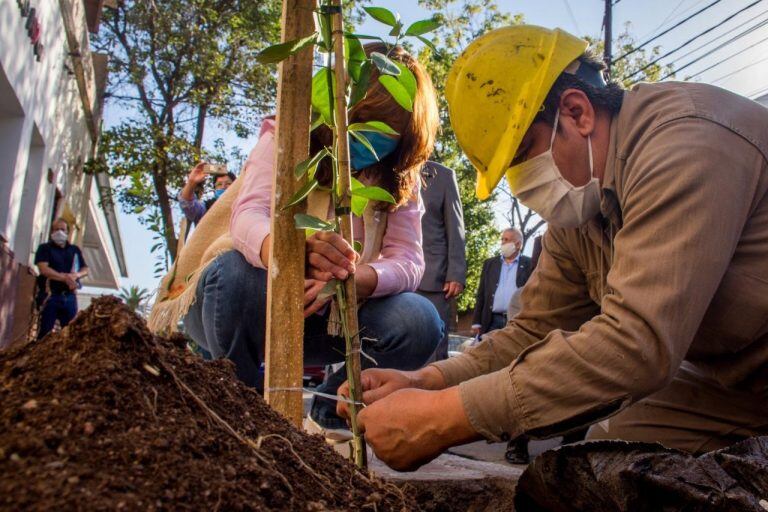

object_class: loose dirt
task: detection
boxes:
[0,297,414,511]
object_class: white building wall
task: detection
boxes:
[0,0,125,347]
[0,0,93,254]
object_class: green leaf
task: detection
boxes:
[283,179,319,209]
[417,35,438,53]
[294,213,334,231]
[378,75,413,112]
[345,35,366,82]
[350,131,378,161]
[395,63,417,103]
[317,279,338,302]
[294,147,331,178]
[348,121,399,136]
[370,52,401,76]
[256,32,318,64]
[351,177,369,216]
[405,18,441,36]
[389,21,403,37]
[349,61,372,108]
[311,68,335,125]
[363,7,398,27]
[345,33,384,41]
[351,185,396,204]
[310,114,324,132]
[353,240,363,253]
[315,11,333,52]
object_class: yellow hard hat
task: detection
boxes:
[446,25,588,200]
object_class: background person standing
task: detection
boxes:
[178,163,236,225]
[34,219,88,338]
[471,227,532,337]
[417,161,467,361]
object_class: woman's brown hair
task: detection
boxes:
[312,43,439,207]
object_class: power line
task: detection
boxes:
[665,34,768,81]
[709,55,768,84]
[624,0,764,80]
[614,0,723,63]
[667,8,768,65]
[639,0,701,41]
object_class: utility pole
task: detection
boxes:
[604,0,613,75]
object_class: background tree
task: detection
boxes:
[119,285,151,316]
[417,0,522,313]
[92,0,281,269]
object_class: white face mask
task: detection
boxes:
[509,109,601,228]
[500,242,519,259]
[51,230,68,247]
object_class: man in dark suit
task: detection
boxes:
[417,161,467,361]
[471,228,532,337]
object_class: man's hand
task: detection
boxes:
[187,163,208,187]
[443,281,464,299]
[304,278,332,317]
[336,367,447,419]
[471,325,480,337]
[306,231,357,282]
[64,276,78,291]
[356,387,479,471]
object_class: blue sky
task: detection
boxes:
[110,0,768,293]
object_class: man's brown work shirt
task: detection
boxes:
[432,82,768,442]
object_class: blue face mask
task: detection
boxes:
[214,188,225,199]
[349,132,400,171]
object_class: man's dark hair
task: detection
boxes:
[535,52,625,125]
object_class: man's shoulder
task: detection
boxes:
[482,255,499,267]
[423,161,456,179]
[519,254,532,266]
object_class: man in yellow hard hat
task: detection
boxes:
[337,25,768,471]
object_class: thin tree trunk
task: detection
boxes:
[330,0,366,469]
[152,170,178,261]
[193,102,208,155]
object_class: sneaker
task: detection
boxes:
[505,437,530,465]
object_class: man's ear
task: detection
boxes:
[558,88,595,137]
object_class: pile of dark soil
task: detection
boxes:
[515,437,768,512]
[0,297,413,511]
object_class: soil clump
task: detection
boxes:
[0,297,413,511]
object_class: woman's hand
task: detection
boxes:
[306,231,358,281]
[304,278,332,317]
[187,163,208,187]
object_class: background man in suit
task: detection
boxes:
[417,161,467,361]
[471,227,531,337]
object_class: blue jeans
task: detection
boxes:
[183,251,443,421]
[39,293,78,339]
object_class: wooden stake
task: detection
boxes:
[330,0,367,468]
[264,0,316,427]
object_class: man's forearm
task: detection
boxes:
[40,268,66,282]
[412,365,447,390]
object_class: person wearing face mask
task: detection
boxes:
[471,228,531,338]
[178,164,236,225]
[150,43,444,443]
[334,25,768,472]
[33,219,89,339]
